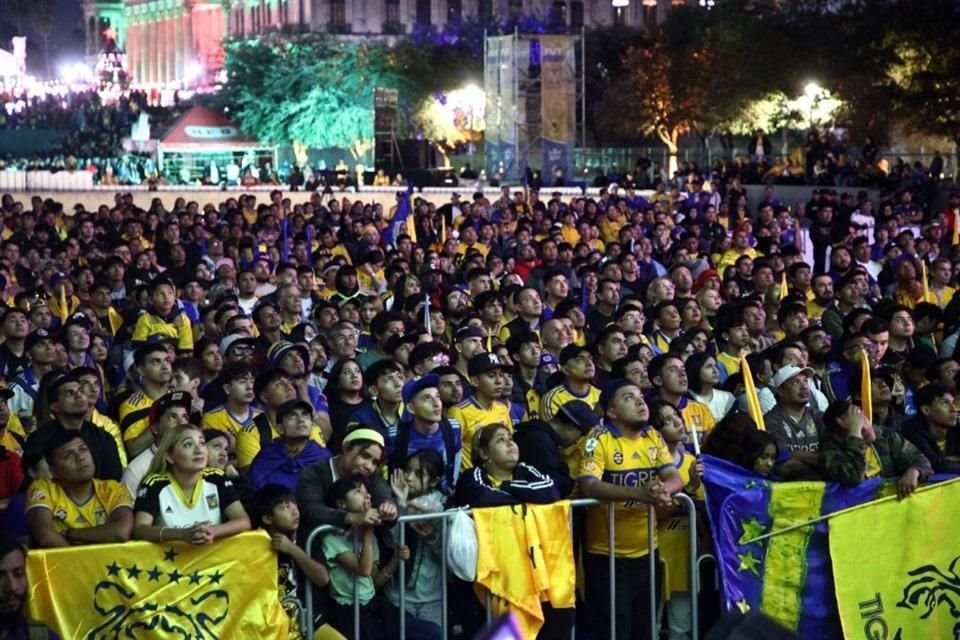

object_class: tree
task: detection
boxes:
[887,0,960,150]
[218,35,412,157]
[593,30,713,175]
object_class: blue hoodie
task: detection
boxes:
[248,440,332,492]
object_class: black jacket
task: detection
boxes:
[454,463,558,508]
[513,420,575,498]
[24,420,124,481]
[901,418,960,475]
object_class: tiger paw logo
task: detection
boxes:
[890,555,960,639]
[86,547,230,639]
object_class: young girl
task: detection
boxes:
[322,475,439,640]
[388,449,446,629]
[132,424,251,544]
[739,429,779,477]
[649,400,702,640]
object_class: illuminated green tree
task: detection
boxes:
[219,36,413,156]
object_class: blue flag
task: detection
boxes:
[385,185,415,248]
[701,454,953,639]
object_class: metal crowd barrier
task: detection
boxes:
[304,494,700,640]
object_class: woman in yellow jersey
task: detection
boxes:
[132,424,251,544]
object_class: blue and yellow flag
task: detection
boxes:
[830,477,960,639]
[27,531,289,638]
[702,455,955,639]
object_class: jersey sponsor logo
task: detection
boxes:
[54,507,67,521]
[602,468,657,487]
[30,489,47,501]
[165,506,175,514]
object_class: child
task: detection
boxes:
[649,399,701,640]
[740,429,779,477]
[252,484,344,640]
[171,357,205,418]
[323,475,427,640]
[388,449,447,629]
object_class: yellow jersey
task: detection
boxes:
[92,409,127,467]
[2,414,26,455]
[202,405,262,437]
[716,351,741,379]
[132,309,193,351]
[26,477,133,535]
[659,450,695,595]
[119,392,158,443]
[806,298,829,322]
[540,383,601,422]
[677,397,716,449]
[579,423,675,558]
[447,397,512,471]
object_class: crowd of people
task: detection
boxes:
[0,172,958,640]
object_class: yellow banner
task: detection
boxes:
[829,478,960,639]
[27,531,289,639]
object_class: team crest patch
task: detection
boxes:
[649,446,660,461]
[206,493,219,509]
[613,450,624,464]
[95,509,107,525]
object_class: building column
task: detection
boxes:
[147,18,157,84]
[167,14,178,84]
[127,22,137,83]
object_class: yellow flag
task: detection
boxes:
[440,214,447,245]
[953,211,959,246]
[740,354,765,430]
[57,284,69,324]
[859,348,872,424]
[407,214,417,245]
[27,531,289,638]
[830,478,960,640]
[779,270,789,301]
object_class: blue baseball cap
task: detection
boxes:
[402,373,439,405]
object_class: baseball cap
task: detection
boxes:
[402,373,440,405]
[454,325,486,343]
[276,399,313,423]
[221,334,257,357]
[539,353,559,368]
[468,352,510,377]
[557,400,601,434]
[25,328,55,351]
[266,340,309,367]
[64,312,93,331]
[149,391,193,424]
[385,332,419,355]
[559,344,591,366]
[771,365,814,389]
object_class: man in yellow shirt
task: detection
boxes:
[119,344,172,459]
[578,379,683,640]
[25,431,133,548]
[447,353,512,471]
[649,354,716,449]
[202,362,261,446]
[540,345,601,420]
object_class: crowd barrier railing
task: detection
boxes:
[304,493,700,640]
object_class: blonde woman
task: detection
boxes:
[132,424,250,545]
